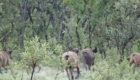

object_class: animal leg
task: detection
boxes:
[88,64,91,70]
[0,67,2,74]
[37,66,41,73]
[92,62,94,71]
[82,57,87,70]
[133,65,137,74]
[66,68,71,80]
[82,52,88,70]
[70,67,74,80]
[75,67,80,79]
[27,66,31,74]
[85,64,88,71]
[3,66,8,73]
[9,66,13,74]
[26,68,29,74]
[92,62,94,66]
[129,62,133,67]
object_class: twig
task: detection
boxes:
[0,22,14,42]
[30,61,37,80]
[54,67,64,80]
[0,29,12,42]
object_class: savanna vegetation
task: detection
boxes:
[0,0,140,80]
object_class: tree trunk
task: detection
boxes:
[100,41,106,59]
[88,26,92,47]
[19,27,26,48]
[118,48,124,64]
[76,27,81,49]
[30,61,36,80]
[19,0,28,48]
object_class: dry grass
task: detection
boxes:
[0,65,89,80]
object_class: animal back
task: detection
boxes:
[0,51,9,66]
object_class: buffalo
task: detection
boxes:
[80,47,97,70]
[61,49,80,80]
[0,50,12,73]
[129,52,140,74]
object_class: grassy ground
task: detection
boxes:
[0,60,140,80]
[0,64,89,80]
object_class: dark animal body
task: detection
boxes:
[80,47,97,70]
[61,50,80,80]
[129,53,140,74]
[0,50,12,73]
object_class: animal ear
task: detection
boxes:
[73,48,79,53]
[10,51,12,54]
[8,50,12,54]
[92,47,97,53]
[68,47,73,50]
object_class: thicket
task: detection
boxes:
[0,0,140,80]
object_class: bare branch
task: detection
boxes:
[0,28,12,42]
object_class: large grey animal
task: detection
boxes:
[0,50,12,73]
[80,47,97,70]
